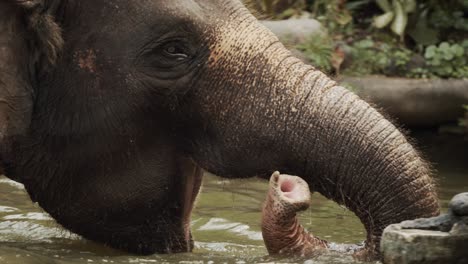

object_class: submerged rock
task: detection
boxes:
[450,193,468,217]
[381,192,468,264]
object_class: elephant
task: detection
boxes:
[0,0,439,257]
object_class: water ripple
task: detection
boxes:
[3,212,52,221]
[198,218,263,240]
[0,206,18,213]
[0,179,25,189]
[0,221,79,242]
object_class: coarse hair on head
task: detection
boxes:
[13,0,64,68]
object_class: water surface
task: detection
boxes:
[0,131,466,263]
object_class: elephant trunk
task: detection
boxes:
[277,67,440,251]
[189,8,439,256]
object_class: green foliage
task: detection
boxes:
[310,0,355,35]
[248,0,468,44]
[403,0,468,46]
[420,41,468,78]
[244,0,307,19]
[369,0,468,45]
[343,39,468,78]
[305,1,468,78]
[245,0,468,79]
[427,1,468,32]
[344,39,389,76]
[296,36,334,72]
[373,0,416,40]
[343,38,413,76]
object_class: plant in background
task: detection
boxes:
[372,0,417,40]
[407,0,468,46]
[426,0,468,35]
[344,38,468,78]
[296,36,334,73]
[341,38,414,76]
[245,0,468,79]
[393,49,412,68]
[244,0,307,19]
[311,0,354,35]
[343,38,389,76]
[422,41,468,78]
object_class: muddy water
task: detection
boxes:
[0,131,467,264]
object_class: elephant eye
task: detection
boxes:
[162,42,190,61]
[137,37,200,73]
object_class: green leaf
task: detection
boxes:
[391,0,408,38]
[439,42,450,51]
[407,13,439,46]
[355,39,375,49]
[336,10,353,25]
[279,8,296,18]
[403,0,417,13]
[443,52,454,60]
[424,45,436,59]
[373,12,395,28]
[461,40,468,50]
[451,45,464,57]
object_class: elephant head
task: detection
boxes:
[0,0,439,256]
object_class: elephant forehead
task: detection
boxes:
[207,13,278,67]
[71,0,209,36]
[116,0,240,30]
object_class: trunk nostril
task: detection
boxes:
[270,174,310,202]
[280,179,295,193]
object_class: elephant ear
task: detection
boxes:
[0,0,63,181]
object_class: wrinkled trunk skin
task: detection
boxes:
[262,172,328,257]
[189,2,439,259]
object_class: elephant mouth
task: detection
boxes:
[181,163,203,249]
